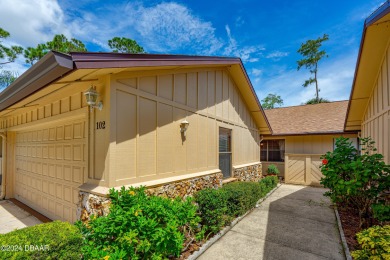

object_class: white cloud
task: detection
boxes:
[266,51,289,60]
[235,16,245,27]
[251,68,263,76]
[223,25,264,62]
[0,0,70,46]
[131,2,223,54]
[255,52,356,106]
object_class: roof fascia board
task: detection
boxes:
[0,51,73,112]
[366,1,390,26]
[344,2,390,130]
[263,131,358,137]
[236,62,273,134]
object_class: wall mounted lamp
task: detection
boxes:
[84,85,103,112]
[180,119,189,137]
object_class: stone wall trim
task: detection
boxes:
[79,169,222,197]
[233,161,262,169]
[77,171,223,221]
[232,162,262,182]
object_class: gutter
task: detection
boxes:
[344,1,390,131]
[263,130,359,137]
[0,51,73,113]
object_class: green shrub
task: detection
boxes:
[267,164,280,175]
[223,182,263,217]
[77,186,200,260]
[320,137,390,228]
[372,203,390,223]
[0,221,82,260]
[261,175,278,188]
[194,188,229,234]
[351,225,390,260]
[195,178,278,235]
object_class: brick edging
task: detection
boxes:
[334,207,353,260]
[187,183,281,260]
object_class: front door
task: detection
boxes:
[219,128,232,179]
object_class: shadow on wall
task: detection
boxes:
[261,186,344,259]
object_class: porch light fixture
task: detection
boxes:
[180,119,189,137]
[84,85,103,111]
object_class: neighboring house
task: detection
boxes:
[345,2,390,164]
[0,52,271,222]
[262,101,358,186]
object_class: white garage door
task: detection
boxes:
[14,116,87,222]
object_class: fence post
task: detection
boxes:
[284,154,289,183]
[305,155,311,185]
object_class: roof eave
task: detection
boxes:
[236,61,273,134]
[344,1,390,131]
[0,51,74,112]
[264,130,358,137]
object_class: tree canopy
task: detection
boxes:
[0,70,18,89]
[261,93,284,109]
[108,37,145,53]
[24,34,87,65]
[1,31,145,89]
[0,28,23,88]
[0,28,23,65]
[305,97,330,105]
[297,34,329,104]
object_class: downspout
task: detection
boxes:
[0,132,6,200]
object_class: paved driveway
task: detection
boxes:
[0,200,42,234]
[199,184,344,260]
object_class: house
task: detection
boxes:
[262,101,358,186]
[345,1,390,163]
[0,52,271,222]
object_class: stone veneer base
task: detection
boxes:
[77,171,223,221]
[232,162,262,182]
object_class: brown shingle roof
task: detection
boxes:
[265,101,349,135]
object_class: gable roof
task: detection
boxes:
[345,1,390,131]
[0,51,272,134]
[265,101,351,136]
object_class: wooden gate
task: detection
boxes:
[285,154,323,186]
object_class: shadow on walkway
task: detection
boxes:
[198,184,344,260]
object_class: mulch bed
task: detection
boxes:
[336,202,381,252]
[336,203,361,251]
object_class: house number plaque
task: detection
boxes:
[96,121,106,129]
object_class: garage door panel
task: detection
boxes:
[14,117,86,222]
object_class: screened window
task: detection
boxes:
[260,139,285,162]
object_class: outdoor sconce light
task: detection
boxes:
[180,119,189,137]
[84,85,103,112]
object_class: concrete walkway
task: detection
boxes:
[199,184,344,260]
[0,200,42,234]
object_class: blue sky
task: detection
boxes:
[0,0,385,106]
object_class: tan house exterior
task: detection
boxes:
[345,2,390,163]
[0,52,271,222]
[262,101,358,186]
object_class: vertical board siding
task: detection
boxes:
[116,91,137,180]
[157,103,173,175]
[361,45,390,163]
[138,98,157,177]
[113,69,260,184]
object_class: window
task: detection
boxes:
[333,137,359,151]
[260,139,285,162]
[219,128,232,179]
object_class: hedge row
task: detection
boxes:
[0,176,278,259]
[195,176,278,234]
[0,221,82,260]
